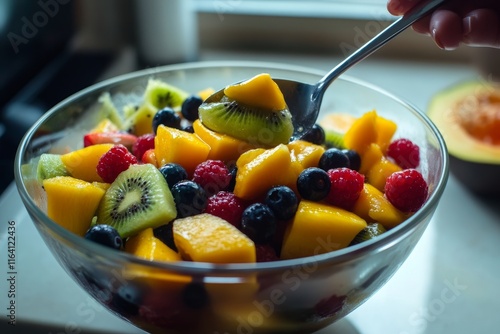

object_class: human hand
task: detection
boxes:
[387,0,500,49]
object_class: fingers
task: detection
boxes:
[462,9,500,47]
[387,0,417,16]
[429,10,463,50]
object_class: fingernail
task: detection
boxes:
[431,28,445,49]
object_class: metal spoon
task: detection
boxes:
[204,0,446,139]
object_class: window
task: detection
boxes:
[194,0,395,20]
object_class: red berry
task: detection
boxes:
[385,169,428,213]
[326,168,364,209]
[387,138,420,169]
[97,145,138,183]
[132,133,155,161]
[192,160,231,197]
[255,244,279,262]
[204,191,246,228]
[83,132,137,149]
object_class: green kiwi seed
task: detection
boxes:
[198,97,294,147]
[96,164,177,238]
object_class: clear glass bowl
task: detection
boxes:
[14,61,448,334]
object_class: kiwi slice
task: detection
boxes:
[96,164,177,238]
[144,79,189,110]
[349,222,387,246]
[36,153,69,183]
[198,97,294,147]
[324,129,345,149]
[97,92,125,129]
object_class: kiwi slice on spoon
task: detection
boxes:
[96,164,177,238]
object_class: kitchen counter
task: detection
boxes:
[1,50,499,334]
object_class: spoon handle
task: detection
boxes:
[314,0,447,97]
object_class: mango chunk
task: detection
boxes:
[173,213,256,264]
[352,183,407,229]
[155,125,211,176]
[367,158,402,192]
[288,140,325,169]
[359,143,384,175]
[43,176,106,236]
[343,110,397,155]
[60,143,114,182]
[125,228,181,262]
[223,73,286,111]
[193,119,255,163]
[281,200,367,260]
[234,144,295,200]
[124,103,157,136]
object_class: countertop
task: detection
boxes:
[1,50,500,334]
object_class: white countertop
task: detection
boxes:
[2,50,499,334]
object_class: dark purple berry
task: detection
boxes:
[241,203,276,244]
[297,167,331,201]
[171,180,208,218]
[342,149,361,171]
[84,224,123,250]
[319,148,350,171]
[153,107,181,133]
[300,124,325,145]
[181,95,203,122]
[264,186,298,221]
[158,163,188,189]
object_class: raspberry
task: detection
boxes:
[204,191,246,228]
[326,168,364,210]
[387,138,420,169]
[132,133,155,161]
[192,160,231,197]
[97,145,138,183]
[384,169,428,213]
[255,244,279,262]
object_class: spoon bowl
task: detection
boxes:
[204,0,446,139]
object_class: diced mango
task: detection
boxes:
[281,200,367,260]
[223,73,286,111]
[125,103,157,136]
[343,110,378,154]
[193,119,255,163]
[125,228,181,262]
[197,87,215,101]
[155,125,211,176]
[359,143,384,175]
[288,140,325,169]
[234,144,295,200]
[173,213,256,264]
[43,176,106,236]
[60,143,114,182]
[90,118,120,133]
[367,158,402,192]
[343,110,397,155]
[352,183,407,229]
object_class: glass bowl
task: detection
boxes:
[14,61,448,334]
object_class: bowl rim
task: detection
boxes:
[14,60,449,274]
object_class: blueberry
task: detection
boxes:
[181,95,203,122]
[159,163,188,189]
[264,186,298,221]
[84,224,123,250]
[318,148,350,171]
[300,123,326,145]
[226,165,238,192]
[171,180,208,218]
[153,107,181,133]
[342,149,361,171]
[181,124,194,133]
[297,167,331,201]
[153,223,177,252]
[241,203,276,244]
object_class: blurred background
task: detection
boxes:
[0,0,496,195]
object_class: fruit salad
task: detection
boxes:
[36,73,429,264]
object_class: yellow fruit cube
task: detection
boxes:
[43,176,106,236]
[288,140,325,169]
[281,200,367,260]
[223,73,286,111]
[359,143,384,175]
[352,183,407,229]
[173,214,256,263]
[155,125,211,176]
[125,228,181,262]
[234,144,294,200]
[192,120,255,163]
[60,143,114,182]
[367,158,402,192]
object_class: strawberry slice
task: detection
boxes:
[84,132,138,149]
